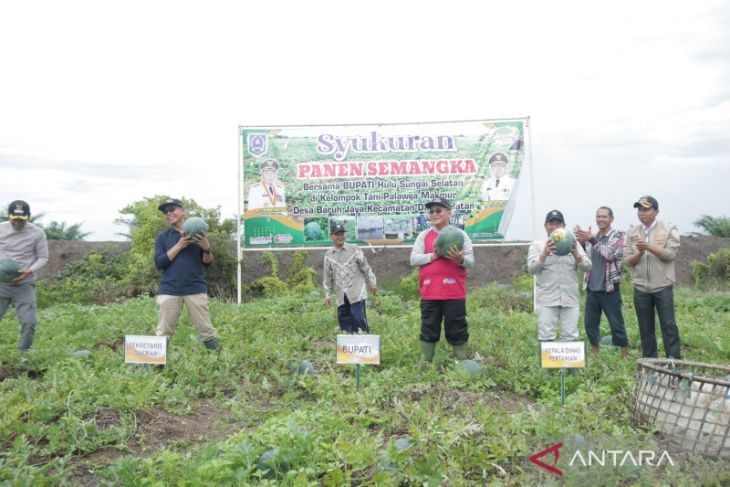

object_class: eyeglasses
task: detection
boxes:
[162,207,178,214]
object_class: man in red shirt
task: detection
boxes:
[410,198,475,362]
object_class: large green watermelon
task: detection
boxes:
[183,217,208,237]
[550,228,574,256]
[0,259,22,283]
[433,226,464,256]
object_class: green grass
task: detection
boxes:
[0,284,729,485]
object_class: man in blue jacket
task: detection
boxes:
[154,198,220,350]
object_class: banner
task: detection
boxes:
[240,119,526,247]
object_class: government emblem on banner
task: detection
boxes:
[247,133,268,157]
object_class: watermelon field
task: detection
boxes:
[1,276,729,485]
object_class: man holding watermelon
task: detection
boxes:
[153,198,220,350]
[0,200,49,361]
[410,197,474,362]
[528,210,591,372]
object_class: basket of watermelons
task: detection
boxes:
[632,358,730,458]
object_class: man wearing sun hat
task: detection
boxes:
[0,200,49,360]
[410,197,475,362]
[624,195,682,359]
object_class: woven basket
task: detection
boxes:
[632,358,730,458]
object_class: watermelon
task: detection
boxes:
[304,221,323,241]
[433,226,464,256]
[394,438,413,452]
[458,359,484,375]
[257,448,289,478]
[600,335,616,346]
[295,360,317,377]
[183,217,208,237]
[0,259,22,283]
[550,228,574,256]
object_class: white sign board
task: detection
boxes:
[124,335,167,365]
[336,335,380,365]
[540,341,585,369]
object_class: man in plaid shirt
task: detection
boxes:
[323,223,377,333]
[574,206,629,359]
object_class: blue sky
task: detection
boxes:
[1,0,728,241]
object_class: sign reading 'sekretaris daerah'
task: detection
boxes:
[240,119,527,247]
[124,335,167,365]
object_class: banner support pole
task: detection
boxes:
[237,126,244,305]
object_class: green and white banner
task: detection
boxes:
[240,119,526,247]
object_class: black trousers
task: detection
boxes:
[419,299,468,345]
[634,286,681,359]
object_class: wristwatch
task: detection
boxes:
[202,248,212,255]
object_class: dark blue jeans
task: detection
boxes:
[419,299,468,345]
[633,286,681,359]
[337,295,369,333]
[584,284,628,347]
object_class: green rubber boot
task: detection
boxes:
[452,343,468,360]
[203,337,220,351]
[419,341,437,362]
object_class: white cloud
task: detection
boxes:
[1,0,729,240]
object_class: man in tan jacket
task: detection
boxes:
[623,195,681,359]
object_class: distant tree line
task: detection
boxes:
[0,207,91,240]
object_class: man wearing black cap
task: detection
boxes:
[481,153,515,201]
[410,197,474,362]
[0,200,49,360]
[624,196,681,359]
[247,159,286,210]
[323,223,377,333]
[528,210,591,367]
[154,198,220,350]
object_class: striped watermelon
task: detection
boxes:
[0,259,22,283]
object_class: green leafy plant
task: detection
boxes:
[692,247,730,287]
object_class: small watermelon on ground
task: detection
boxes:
[304,222,323,241]
[0,259,22,283]
[394,438,413,452]
[294,360,316,377]
[458,359,484,375]
[183,217,208,237]
[600,335,616,346]
[434,226,464,256]
[257,448,289,478]
[550,228,575,256]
